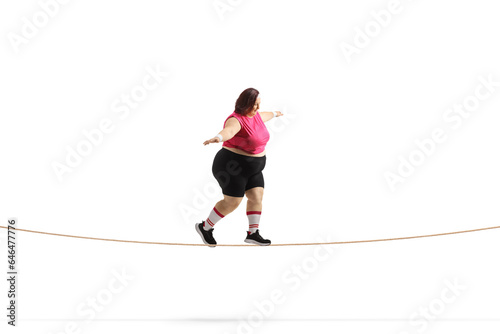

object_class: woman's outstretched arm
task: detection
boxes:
[259,111,283,122]
[203,117,241,145]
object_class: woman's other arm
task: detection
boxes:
[203,117,242,145]
[259,111,283,122]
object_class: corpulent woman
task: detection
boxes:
[197,88,283,247]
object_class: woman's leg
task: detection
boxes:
[245,187,264,233]
[243,186,270,245]
[207,148,247,230]
[245,187,263,212]
[203,194,243,230]
[216,195,244,216]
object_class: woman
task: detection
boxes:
[196,88,283,247]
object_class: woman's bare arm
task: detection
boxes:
[203,117,241,145]
[259,111,283,122]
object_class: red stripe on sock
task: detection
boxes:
[247,211,261,215]
[207,218,214,226]
[213,207,225,218]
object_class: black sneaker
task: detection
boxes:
[195,221,216,247]
[244,229,271,246]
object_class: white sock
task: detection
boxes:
[247,211,261,234]
[204,206,225,231]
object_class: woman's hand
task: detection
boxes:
[274,111,284,117]
[203,137,221,145]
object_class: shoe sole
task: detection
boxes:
[244,239,271,246]
[195,223,216,248]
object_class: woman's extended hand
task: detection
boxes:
[203,137,221,145]
[275,111,284,117]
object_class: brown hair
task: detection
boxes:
[234,88,259,115]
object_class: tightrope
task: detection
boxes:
[0,225,499,247]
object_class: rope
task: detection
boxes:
[0,225,499,247]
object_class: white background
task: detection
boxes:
[1,0,500,333]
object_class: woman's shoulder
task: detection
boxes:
[224,114,243,129]
[226,111,248,124]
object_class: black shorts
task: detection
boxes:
[212,148,266,197]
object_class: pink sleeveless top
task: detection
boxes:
[222,111,270,154]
